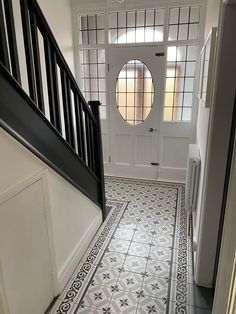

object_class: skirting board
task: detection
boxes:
[56,212,102,294]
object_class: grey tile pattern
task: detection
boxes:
[50,177,197,314]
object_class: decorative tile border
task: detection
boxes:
[50,200,128,314]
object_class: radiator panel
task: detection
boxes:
[185,144,201,212]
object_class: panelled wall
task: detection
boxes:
[72,0,206,182]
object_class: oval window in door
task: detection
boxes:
[116,59,154,126]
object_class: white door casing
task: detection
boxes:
[108,45,165,179]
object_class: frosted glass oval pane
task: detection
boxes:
[116,60,154,125]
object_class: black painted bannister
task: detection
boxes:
[0,0,105,218]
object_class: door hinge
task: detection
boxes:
[108,63,110,72]
[109,155,111,162]
[151,162,159,166]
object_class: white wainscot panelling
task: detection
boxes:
[0,179,54,314]
[102,133,109,164]
[115,134,131,165]
[135,135,153,167]
[161,137,189,168]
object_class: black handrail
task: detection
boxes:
[0,0,106,216]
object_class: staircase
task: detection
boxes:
[0,0,105,218]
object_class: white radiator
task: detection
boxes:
[185,144,201,212]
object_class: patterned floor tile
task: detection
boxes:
[133,231,153,244]
[99,251,126,269]
[75,304,102,313]
[108,239,130,254]
[152,234,173,248]
[81,284,112,309]
[92,267,120,286]
[128,242,151,258]
[50,178,194,314]
[142,276,169,299]
[149,246,172,262]
[136,221,156,232]
[146,259,171,278]
[113,227,135,241]
[155,224,175,235]
[109,290,139,313]
[137,295,167,314]
[117,271,143,292]
[123,255,147,273]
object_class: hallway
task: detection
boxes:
[50,177,205,314]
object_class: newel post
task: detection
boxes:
[88,100,106,221]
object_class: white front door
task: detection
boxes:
[108,46,165,179]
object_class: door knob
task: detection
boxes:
[149,128,157,132]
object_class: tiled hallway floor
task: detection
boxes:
[50,177,204,314]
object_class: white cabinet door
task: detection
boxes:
[108,46,165,179]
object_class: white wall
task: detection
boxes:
[0,127,102,311]
[37,0,75,75]
[194,0,221,282]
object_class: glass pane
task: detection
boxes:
[155,10,164,25]
[183,93,192,106]
[179,7,189,24]
[169,8,179,24]
[118,28,126,43]
[127,28,135,43]
[154,26,164,42]
[118,12,126,27]
[110,13,117,28]
[175,78,184,92]
[88,15,96,29]
[109,29,117,44]
[177,46,187,61]
[168,25,178,41]
[182,108,191,120]
[174,92,183,106]
[186,62,195,76]
[167,47,177,61]
[184,78,194,92]
[89,50,97,63]
[173,107,182,121]
[176,62,186,77]
[90,64,97,77]
[190,6,200,23]
[188,24,199,40]
[136,27,145,42]
[80,16,87,30]
[164,107,173,121]
[137,11,145,27]
[166,78,175,92]
[97,30,105,44]
[187,46,197,60]
[145,27,154,42]
[88,30,96,44]
[165,93,174,107]
[97,14,104,28]
[178,24,188,40]
[146,10,154,26]
[127,11,135,27]
[116,60,154,126]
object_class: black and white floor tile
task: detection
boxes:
[50,177,202,314]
